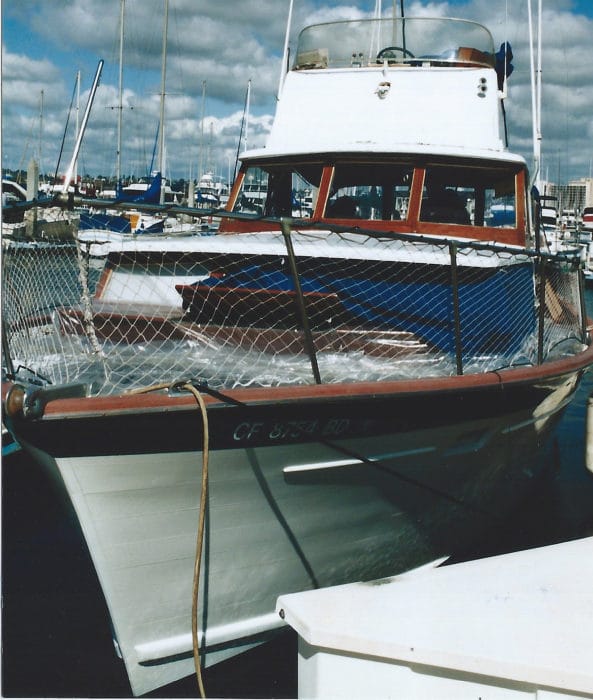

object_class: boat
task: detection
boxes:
[1,177,28,207]
[2,176,79,241]
[3,10,593,697]
[78,0,192,242]
[195,171,229,208]
[561,207,577,231]
[582,206,593,233]
[541,208,560,246]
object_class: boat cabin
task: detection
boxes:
[220,17,527,247]
[222,156,527,246]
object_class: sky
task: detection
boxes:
[2,0,593,186]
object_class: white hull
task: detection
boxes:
[30,377,575,695]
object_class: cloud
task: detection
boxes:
[2,1,592,183]
[1,47,65,111]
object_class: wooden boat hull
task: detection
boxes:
[5,365,583,695]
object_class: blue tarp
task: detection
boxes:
[197,261,535,355]
[79,211,131,232]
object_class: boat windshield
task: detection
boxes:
[326,164,413,221]
[420,164,518,228]
[294,17,495,69]
[233,164,323,218]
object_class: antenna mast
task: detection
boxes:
[277,0,294,100]
[527,0,542,186]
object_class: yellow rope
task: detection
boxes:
[126,382,208,698]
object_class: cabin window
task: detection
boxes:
[325,164,413,220]
[232,164,322,218]
[232,167,269,216]
[420,165,517,228]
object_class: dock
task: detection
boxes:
[277,537,593,699]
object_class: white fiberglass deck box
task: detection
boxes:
[277,538,593,699]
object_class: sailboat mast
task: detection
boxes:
[74,70,80,186]
[62,60,104,194]
[198,80,206,181]
[116,0,125,185]
[158,0,169,205]
[536,0,542,180]
[39,89,44,182]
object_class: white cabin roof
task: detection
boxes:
[244,17,517,164]
[261,65,507,158]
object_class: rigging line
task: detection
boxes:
[234,82,250,180]
[400,0,406,54]
[1,318,16,381]
[127,379,319,590]
[277,0,294,100]
[320,439,506,524]
[149,123,160,177]
[0,250,15,379]
[246,448,320,589]
[53,76,79,186]
[73,236,106,359]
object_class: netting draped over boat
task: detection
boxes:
[1,226,586,396]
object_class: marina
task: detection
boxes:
[3,352,593,697]
[2,1,593,698]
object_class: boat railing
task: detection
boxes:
[1,223,586,397]
[294,17,495,70]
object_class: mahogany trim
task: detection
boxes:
[94,266,113,301]
[218,169,246,233]
[516,169,527,235]
[406,167,424,230]
[314,166,334,219]
[4,336,592,421]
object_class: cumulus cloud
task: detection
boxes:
[2,0,592,182]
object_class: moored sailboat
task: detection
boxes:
[3,9,593,697]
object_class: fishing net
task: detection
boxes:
[1,223,586,396]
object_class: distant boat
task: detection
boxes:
[2,177,78,240]
[1,178,27,207]
[195,171,229,207]
[582,206,593,232]
[115,171,162,204]
[80,0,185,238]
[3,9,593,697]
[561,207,577,230]
[485,198,515,227]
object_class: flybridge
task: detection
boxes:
[263,17,513,157]
[293,17,496,70]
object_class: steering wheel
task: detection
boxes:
[376,45,415,62]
